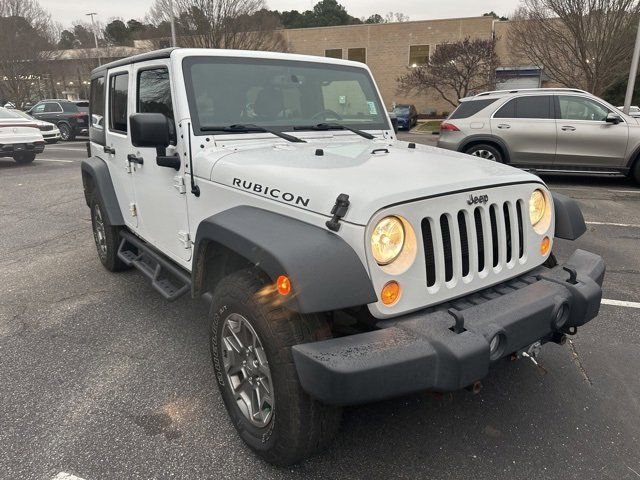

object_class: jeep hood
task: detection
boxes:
[202,139,539,225]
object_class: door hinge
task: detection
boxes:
[129,202,137,217]
[125,159,132,174]
[173,175,186,194]
[178,231,191,249]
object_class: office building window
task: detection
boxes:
[325,49,342,59]
[409,45,430,67]
[347,48,366,64]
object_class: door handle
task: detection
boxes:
[103,145,115,155]
[497,124,511,129]
[561,126,576,131]
[127,154,144,165]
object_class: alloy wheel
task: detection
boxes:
[221,313,275,427]
[471,149,497,161]
[92,204,107,259]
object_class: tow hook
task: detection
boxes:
[516,341,548,375]
[465,381,482,395]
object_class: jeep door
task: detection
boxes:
[554,95,629,168]
[104,66,137,229]
[490,95,556,165]
[128,61,191,263]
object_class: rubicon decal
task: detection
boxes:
[232,178,310,207]
[467,193,489,205]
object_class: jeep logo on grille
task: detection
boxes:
[467,193,489,205]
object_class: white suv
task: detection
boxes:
[81,49,605,465]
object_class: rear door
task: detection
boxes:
[105,66,137,229]
[490,95,556,165]
[129,61,191,263]
[554,95,628,168]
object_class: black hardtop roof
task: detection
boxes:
[91,48,178,78]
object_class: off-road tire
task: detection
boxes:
[58,123,75,141]
[13,152,36,164]
[465,143,504,163]
[209,269,342,466]
[90,194,128,272]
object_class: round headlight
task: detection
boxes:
[529,189,546,226]
[371,216,405,265]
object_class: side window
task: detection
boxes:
[137,68,175,140]
[515,96,551,119]
[558,95,609,122]
[109,73,129,133]
[494,99,515,118]
[44,102,62,113]
[32,103,45,113]
[90,76,105,129]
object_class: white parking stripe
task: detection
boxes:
[602,299,640,309]
[37,158,74,163]
[586,221,640,228]
[52,473,87,480]
[45,147,85,152]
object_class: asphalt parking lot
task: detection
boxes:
[1,137,639,480]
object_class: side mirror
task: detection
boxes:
[606,112,622,124]
[130,113,170,151]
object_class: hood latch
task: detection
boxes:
[326,194,350,232]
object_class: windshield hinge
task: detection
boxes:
[178,231,191,249]
[173,175,186,194]
[326,193,350,232]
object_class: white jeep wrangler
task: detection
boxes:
[81,48,605,465]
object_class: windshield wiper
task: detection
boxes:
[201,124,306,143]
[293,123,375,140]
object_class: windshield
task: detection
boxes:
[393,106,410,114]
[183,56,389,134]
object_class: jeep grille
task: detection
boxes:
[421,200,526,288]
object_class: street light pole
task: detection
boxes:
[86,12,102,66]
[623,16,640,115]
[169,0,177,47]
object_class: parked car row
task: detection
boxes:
[0,107,46,164]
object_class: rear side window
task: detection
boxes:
[44,103,62,113]
[494,96,552,119]
[90,77,105,130]
[109,73,129,133]
[61,102,79,113]
[450,99,497,119]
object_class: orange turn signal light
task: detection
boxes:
[540,236,551,256]
[276,275,291,296]
[381,281,401,306]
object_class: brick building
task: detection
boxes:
[34,16,544,114]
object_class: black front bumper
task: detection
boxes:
[292,249,604,406]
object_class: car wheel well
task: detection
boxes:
[81,170,95,206]
[195,240,261,297]
[462,140,508,163]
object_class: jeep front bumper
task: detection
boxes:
[292,249,604,406]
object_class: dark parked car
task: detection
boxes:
[392,104,418,130]
[28,99,89,141]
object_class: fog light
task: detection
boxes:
[276,275,291,296]
[489,333,505,360]
[540,236,551,255]
[380,281,401,306]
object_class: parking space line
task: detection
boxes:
[45,147,85,152]
[37,158,74,163]
[586,221,640,228]
[602,299,640,309]
[52,473,87,480]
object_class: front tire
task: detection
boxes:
[90,194,128,272]
[13,152,36,164]
[465,143,503,163]
[210,269,341,466]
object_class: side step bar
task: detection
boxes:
[117,231,191,301]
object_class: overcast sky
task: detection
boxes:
[39,0,519,27]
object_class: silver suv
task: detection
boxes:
[437,88,640,183]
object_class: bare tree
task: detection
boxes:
[510,0,640,96]
[147,0,287,51]
[0,0,55,105]
[396,37,500,108]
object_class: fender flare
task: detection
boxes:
[80,156,124,226]
[458,134,512,163]
[192,206,377,313]
[551,192,586,240]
